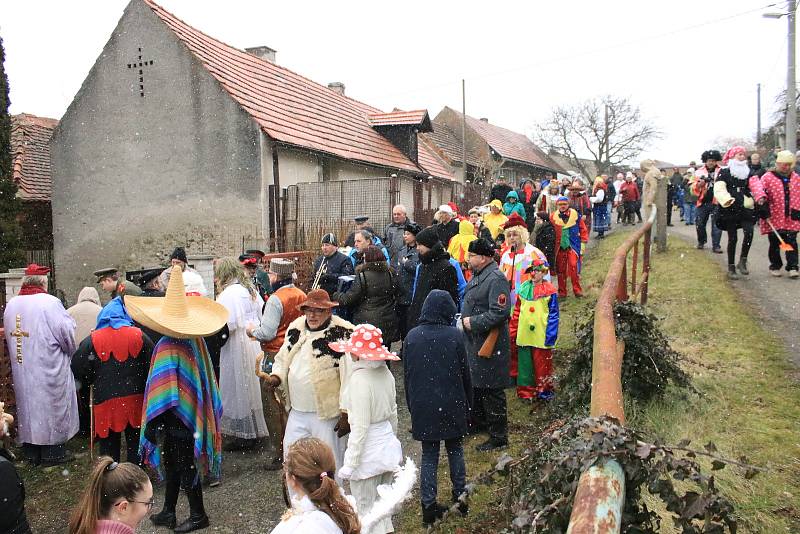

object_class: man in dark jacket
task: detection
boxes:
[533,211,556,270]
[312,233,354,297]
[406,227,460,329]
[434,204,460,248]
[490,176,513,203]
[517,179,539,231]
[404,289,472,525]
[459,238,511,452]
[397,222,422,339]
[385,204,413,267]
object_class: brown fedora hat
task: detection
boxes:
[297,289,339,311]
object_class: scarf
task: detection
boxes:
[523,183,534,203]
[139,337,222,479]
[95,297,134,330]
[17,284,47,296]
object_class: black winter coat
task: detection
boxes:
[462,261,511,389]
[714,167,758,228]
[313,251,354,297]
[434,219,460,248]
[396,244,420,306]
[490,183,513,203]
[517,182,539,230]
[403,290,472,441]
[333,261,400,344]
[0,450,31,534]
[535,221,557,269]
[406,243,460,329]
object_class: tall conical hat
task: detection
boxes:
[124,265,227,338]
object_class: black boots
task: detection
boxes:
[174,484,209,533]
[737,258,749,275]
[151,475,179,529]
[475,437,508,451]
[421,502,447,527]
[150,509,177,529]
[727,265,739,280]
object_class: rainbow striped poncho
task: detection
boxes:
[138,337,222,479]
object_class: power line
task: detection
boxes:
[377,2,781,101]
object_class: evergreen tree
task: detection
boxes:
[0,34,25,271]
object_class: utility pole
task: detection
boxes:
[757,83,762,147]
[604,103,610,173]
[787,0,797,151]
[461,79,467,183]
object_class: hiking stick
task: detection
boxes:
[89,386,94,461]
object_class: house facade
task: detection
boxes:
[51,0,455,299]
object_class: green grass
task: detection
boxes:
[397,230,800,532]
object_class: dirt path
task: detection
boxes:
[668,220,800,370]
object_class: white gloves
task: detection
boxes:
[339,465,354,480]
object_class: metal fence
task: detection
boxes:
[566,206,656,533]
[284,177,462,250]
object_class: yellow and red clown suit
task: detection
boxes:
[550,196,589,298]
[511,258,559,400]
[499,213,550,389]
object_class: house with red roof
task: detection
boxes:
[50,0,458,298]
[10,113,57,261]
[427,106,566,186]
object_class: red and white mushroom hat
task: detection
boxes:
[328,324,400,361]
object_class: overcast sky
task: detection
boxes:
[1,0,795,165]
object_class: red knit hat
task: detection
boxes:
[328,324,399,361]
[24,263,50,276]
[503,213,527,229]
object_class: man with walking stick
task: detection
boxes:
[459,238,511,452]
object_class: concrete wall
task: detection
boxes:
[51,0,263,299]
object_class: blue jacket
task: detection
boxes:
[347,236,390,268]
[403,290,473,441]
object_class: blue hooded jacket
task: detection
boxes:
[403,290,473,441]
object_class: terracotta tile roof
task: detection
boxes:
[422,122,483,168]
[367,110,431,129]
[10,113,58,202]
[441,108,565,173]
[143,0,453,181]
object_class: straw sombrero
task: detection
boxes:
[124,265,228,338]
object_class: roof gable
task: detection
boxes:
[142,0,452,180]
[11,113,58,201]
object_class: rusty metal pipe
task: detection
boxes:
[567,206,656,533]
[566,460,626,534]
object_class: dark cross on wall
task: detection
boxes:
[127,47,154,97]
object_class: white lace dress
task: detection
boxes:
[216,283,268,439]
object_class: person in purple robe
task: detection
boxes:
[2,263,78,466]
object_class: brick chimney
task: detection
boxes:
[328,82,346,96]
[245,46,277,64]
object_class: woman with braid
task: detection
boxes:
[271,438,361,534]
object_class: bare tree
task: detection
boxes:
[535,95,661,178]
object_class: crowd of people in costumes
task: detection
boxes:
[8,152,796,532]
[667,147,799,279]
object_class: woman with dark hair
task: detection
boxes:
[69,456,152,534]
[271,437,361,534]
[334,246,400,347]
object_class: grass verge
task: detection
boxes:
[397,229,800,532]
